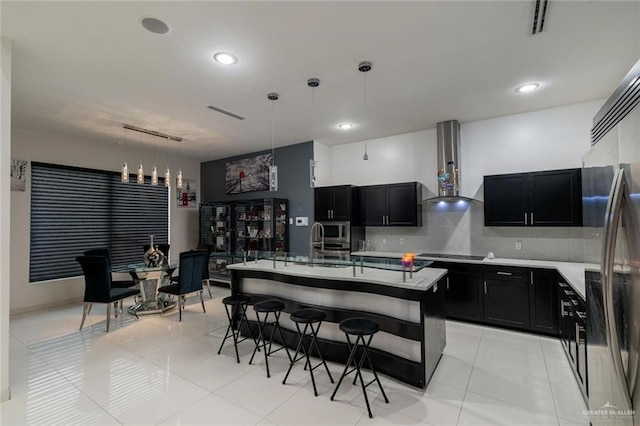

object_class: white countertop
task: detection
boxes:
[350,251,594,299]
[226,259,447,292]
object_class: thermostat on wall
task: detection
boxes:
[295,217,308,226]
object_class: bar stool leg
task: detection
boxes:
[362,335,389,404]
[218,304,241,363]
[249,311,272,378]
[309,323,334,384]
[330,334,359,401]
[283,322,307,386]
[273,312,292,363]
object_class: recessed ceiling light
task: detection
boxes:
[214,52,238,65]
[140,17,170,35]
[338,123,353,130]
[516,83,539,93]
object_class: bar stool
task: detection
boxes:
[217,294,259,363]
[330,317,389,418]
[282,309,334,396]
[249,299,292,378]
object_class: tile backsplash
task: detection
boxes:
[365,202,586,262]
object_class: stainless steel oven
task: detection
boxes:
[318,221,350,244]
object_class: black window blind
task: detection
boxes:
[30,162,169,282]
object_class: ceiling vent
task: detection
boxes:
[530,0,550,35]
[207,105,245,120]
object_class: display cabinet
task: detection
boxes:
[199,202,233,253]
[234,198,288,253]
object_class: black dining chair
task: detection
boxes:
[171,248,212,298]
[76,255,140,332]
[83,247,137,289]
[157,250,208,321]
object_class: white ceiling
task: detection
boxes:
[2,1,640,162]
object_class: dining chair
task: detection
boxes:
[83,247,137,289]
[157,250,209,321]
[170,249,212,297]
[76,255,140,332]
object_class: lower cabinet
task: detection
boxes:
[443,263,484,322]
[437,263,561,336]
[530,269,560,335]
[483,266,531,330]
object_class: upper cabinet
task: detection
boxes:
[484,168,582,227]
[360,182,422,226]
[314,185,359,222]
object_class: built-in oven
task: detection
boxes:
[317,221,350,244]
[312,221,351,260]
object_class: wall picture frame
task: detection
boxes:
[11,159,27,191]
[177,179,197,207]
[225,153,272,194]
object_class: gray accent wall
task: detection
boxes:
[201,141,314,254]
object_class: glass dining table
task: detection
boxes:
[113,262,178,315]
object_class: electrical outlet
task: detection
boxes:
[515,240,522,250]
[399,238,405,245]
[382,237,387,244]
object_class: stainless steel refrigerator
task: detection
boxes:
[584,58,640,426]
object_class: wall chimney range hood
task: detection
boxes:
[423,120,478,203]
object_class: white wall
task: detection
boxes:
[315,100,604,262]
[1,37,13,402]
[10,129,201,314]
[312,140,332,188]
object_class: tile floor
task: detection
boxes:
[1,286,589,425]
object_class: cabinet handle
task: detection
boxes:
[525,213,528,225]
[530,213,534,224]
[530,271,533,285]
[387,215,389,225]
[496,271,512,276]
[484,281,487,294]
[446,277,450,290]
[576,311,587,320]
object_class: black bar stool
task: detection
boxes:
[217,294,259,363]
[249,299,292,378]
[282,309,334,396]
[330,317,389,418]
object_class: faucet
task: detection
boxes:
[309,222,324,266]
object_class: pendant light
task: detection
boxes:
[137,133,144,184]
[164,137,171,187]
[308,78,319,188]
[176,139,183,189]
[151,135,158,186]
[268,91,279,191]
[121,127,129,183]
[359,61,372,161]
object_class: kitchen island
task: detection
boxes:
[227,258,447,388]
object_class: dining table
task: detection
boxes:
[114,262,178,315]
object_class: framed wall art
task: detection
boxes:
[11,159,27,191]
[225,153,272,194]
[177,179,197,207]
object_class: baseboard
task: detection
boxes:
[1,387,11,403]
[10,297,83,316]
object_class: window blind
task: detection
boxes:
[30,162,169,282]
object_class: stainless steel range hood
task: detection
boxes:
[423,120,478,203]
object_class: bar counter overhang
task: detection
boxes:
[227,259,447,388]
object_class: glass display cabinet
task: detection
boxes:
[234,198,288,253]
[199,202,233,253]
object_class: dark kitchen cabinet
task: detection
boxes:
[483,266,530,330]
[314,185,357,222]
[559,281,588,402]
[361,182,421,226]
[529,269,559,335]
[484,168,582,227]
[442,263,484,322]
